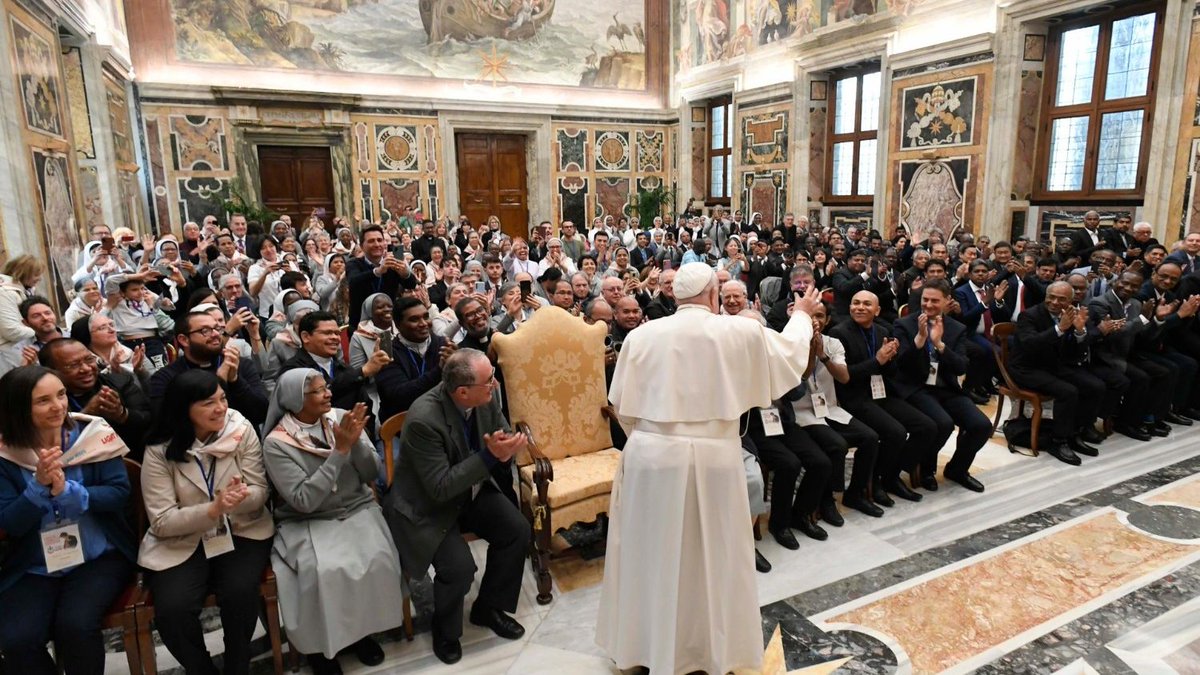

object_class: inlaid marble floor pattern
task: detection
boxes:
[104,417,1200,674]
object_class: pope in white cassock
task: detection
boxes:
[597,262,822,674]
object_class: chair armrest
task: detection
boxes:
[600,405,619,424]
[516,421,553,484]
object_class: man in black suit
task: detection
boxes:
[1103,214,1135,260]
[347,225,416,327]
[384,350,530,665]
[890,279,991,492]
[1068,211,1107,262]
[1165,232,1200,275]
[953,261,1013,402]
[1134,262,1200,420]
[1007,281,1106,464]
[281,311,390,417]
[1087,271,1176,440]
[644,269,677,320]
[377,297,456,421]
[830,249,890,322]
[829,291,937,502]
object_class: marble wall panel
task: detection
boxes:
[141,105,237,232]
[32,148,80,289]
[349,113,442,224]
[62,48,93,159]
[77,166,104,229]
[742,169,787,230]
[809,105,826,203]
[550,122,672,226]
[1010,70,1042,201]
[734,100,790,226]
[691,117,707,202]
[595,130,631,172]
[104,73,135,166]
[595,177,631,219]
[378,178,420,223]
[10,12,64,139]
[898,75,976,150]
[558,176,588,227]
[176,176,226,226]
[169,114,228,172]
[636,129,664,173]
[898,158,969,243]
[557,127,586,172]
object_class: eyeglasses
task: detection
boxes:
[304,384,329,396]
[188,326,220,337]
[60,355,98,373]
[463,370,498,388]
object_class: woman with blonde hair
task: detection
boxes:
[0,255,44,375]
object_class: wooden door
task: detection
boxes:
[257,145,336,228]
[456,133,528,239]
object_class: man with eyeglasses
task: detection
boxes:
[149,312,269,427]
[39,337,152,461]
[384,349,529,666]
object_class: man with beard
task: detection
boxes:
[40,337,152,460]
[454,296,496,353]
[376,298,456,420]
[150,312,269,426]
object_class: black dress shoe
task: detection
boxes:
[351,637,385,666]
[1068,436,1099,457]
[1150,421,1171,437]
[1079,427,1106,445]
[1044,442,1081,466]
[469,606,525,640]
[794,518,828,541]
[968,389,990,405]
[818,501,844,527]
[843,493,884,517]
[307,653,343,675]
[755,549,772,573]
[1114,424,1152,442]
[1182,408,1200,421]
[1167,412,1194,426]
[770,526,800,550]
[871,482,895,507]
[882,477,923,502]
[944,470,985,492]
[432,637,462,665]
[920,474,939,491]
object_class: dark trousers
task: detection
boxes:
[1084,363,1130,420]
[906,387,992,476]
[799,424,850,502]
[811,419,878,496]
[746,412,831,530]
[1145,349,1198,410]
[1170,329,1200,407]
[1010,366,1104,439]
[119,336,167,370]
[147,537,272,675]
[844,398,938,479]
[430,484,529,641]
[962,333,996,392]
[0,551,133,675]
[1123,356,1175,423]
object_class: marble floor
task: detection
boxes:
[105,407,1200,674]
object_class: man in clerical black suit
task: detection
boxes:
[890,279,991,493]
[1007,281,1107,465]
[384,349,530,666]
[829,290,938,503]
[1068,211,1107,262]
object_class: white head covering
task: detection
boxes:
[673,262,716,300]
[263,368,321,437]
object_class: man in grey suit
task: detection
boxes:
[384,349,530,665]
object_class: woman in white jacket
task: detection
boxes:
[0,255,42,376]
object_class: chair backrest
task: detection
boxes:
[988,322,1021,391]
[122,457,148,538]
[339,325,351,363]
[491,306,612,465]
[899,303,910,317]
[379,411,407,488]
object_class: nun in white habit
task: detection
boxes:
[596,262,821,675]
[261,368,404,672]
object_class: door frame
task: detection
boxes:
[232,127,353,226]
[439,112,552,237]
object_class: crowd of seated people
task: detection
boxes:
[2,207,1200,672]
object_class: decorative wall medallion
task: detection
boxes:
[595,130,630,172]
[900,76,977,149]
[899,158,969,242]
[557,127,586,172]
[636,129,664,173]
[10,15,64,138]
[169,115,228,171]
[375,125,419,172]
[595,177,631,217]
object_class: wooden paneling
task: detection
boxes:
[256,145,336,227]
[456,133,528,238]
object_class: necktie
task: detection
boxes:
[1093,278,1103,297]
[977,289,993,337]
[237,238,245,253]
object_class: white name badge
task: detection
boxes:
[926,362,940,386]
[41,521,85,573]
[202,516,235,559]
[759,409,783,436]
[870,374,887,400]
[811,393,830,419]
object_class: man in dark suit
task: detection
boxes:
[891,279,991,493]
[1068,211,1107,262]
[644,269,677,320]
[384,349,530,665]
[377,297,456,421]
[829,291,937,502]
[830,249,890,321]
[347,225,416,327]
[1087,271,1176,439]
[1134,262,1200,420]
[1103,214,1135,259]
[281,311,390,416]
[953,261,1013,402]
[1007,281,1106,464]
[1165,232,1200,275]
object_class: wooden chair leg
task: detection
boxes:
[992,395,1005,435]
[261,583,285,675]
[135,608,157,675]
[532,503,553,605]
[1030,403,1042,457]
[120,607,142,675]
[402,575,414,641]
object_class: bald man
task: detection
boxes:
[1068,211,1106,262]
[1008,281,1107,464]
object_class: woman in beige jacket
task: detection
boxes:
[138,370,274,675]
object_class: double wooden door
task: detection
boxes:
[456,133,528,239]
[257,145,336,228]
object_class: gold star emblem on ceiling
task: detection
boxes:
[476,43,511,87]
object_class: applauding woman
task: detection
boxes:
[138,370,274,675]
[0,365,137,675]
[262,369,404,675]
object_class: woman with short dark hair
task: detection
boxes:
[0,365,136,675]
[138,369,274,675]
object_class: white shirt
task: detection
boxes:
[792,335,852,426]
[247,262,283,318]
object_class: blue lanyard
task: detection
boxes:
[860,326,876,356]
[407,349,426,376]
[194,457,217,499]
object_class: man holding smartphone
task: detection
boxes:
[347,225,416,327]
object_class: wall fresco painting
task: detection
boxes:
[10,15,64,139]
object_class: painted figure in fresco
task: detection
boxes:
[757,0,785,43]
[692,0,729,63]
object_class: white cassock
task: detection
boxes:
[596,302,813,674]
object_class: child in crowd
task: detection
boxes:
[104,271,172,372]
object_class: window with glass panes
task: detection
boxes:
[825,69,880,204]
[707,97,733,204]
[1035,3,1163,201]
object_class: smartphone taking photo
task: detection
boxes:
[519,279,533,301]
